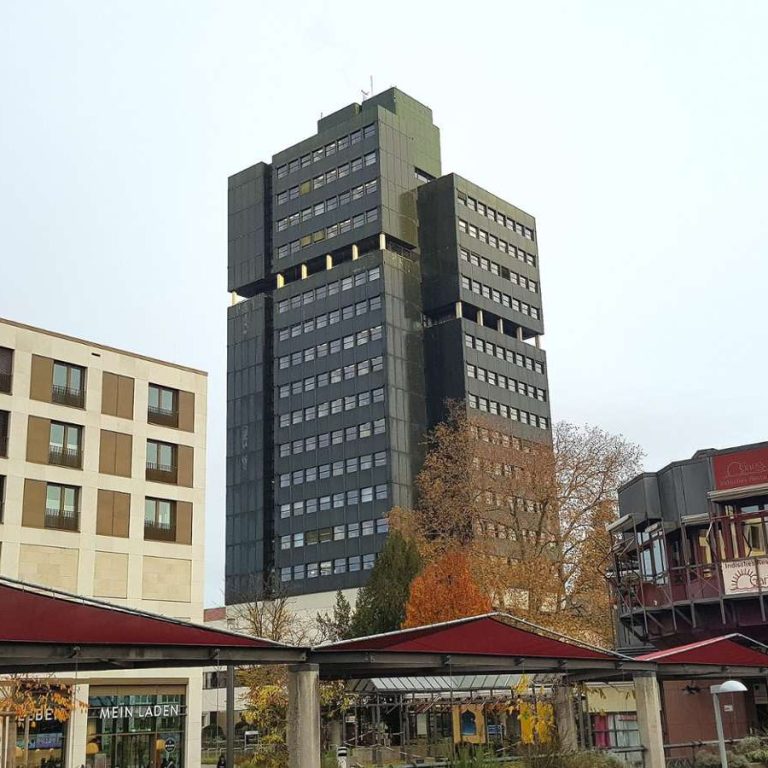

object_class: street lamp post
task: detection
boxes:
[709,680,748,768]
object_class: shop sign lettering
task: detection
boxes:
[97,704,181,720]
[721,558,768,596]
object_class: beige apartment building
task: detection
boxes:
[0,318,207,768]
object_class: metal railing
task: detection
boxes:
[44,509,78,531]
[616,561,739,613]
[146,462,178,484]
[148,405,179,428]
[52,385,84,408]
[48,446,82,468]
[144,519,176,541]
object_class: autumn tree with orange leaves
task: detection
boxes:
[403,549,491,628]
[393,403,643,645]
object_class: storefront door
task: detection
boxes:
[113,734,153,768]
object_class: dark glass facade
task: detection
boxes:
[226,88,550,600]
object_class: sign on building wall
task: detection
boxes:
[713,446,768,490]
[721,558,768,595]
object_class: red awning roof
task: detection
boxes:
[0,581,277,647]
[314,613,623,661]
[0,578,306,672]
[637,634,768,667]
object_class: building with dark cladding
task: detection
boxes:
[226,88,551,603]
[610,440,768,651]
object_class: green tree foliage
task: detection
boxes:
[349,530,422,636]
[315,590,353,642]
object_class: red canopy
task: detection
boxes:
[0,578,305,672]
[637,634,768,668]
[316,614,617,660]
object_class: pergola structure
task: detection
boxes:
[3,579,768,768]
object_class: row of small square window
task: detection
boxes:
[278,451,386,487]
[469,424,531,452]
[279,356,384,401]
[280,518,389,550]
[276,151,377,212]
[279,427,387,468]
[477,489,543,516]
[276,420,387,465]
[277,179,378,220]
[464,333,545,375]
[278,296,381,342]
[474,517,555,546]
[460,247,538,294]
[456,191,535,241]
[467,364,546,402]
[278,325,383,370]
[279,552,378,582]
[277,267,381,313]
[467,393,549,430]
[279,483,388,518]
[278,387,384,428]
[276,124,377,179]
[460,276,541,320]
[458,219,536,267]
[277,208,379,259]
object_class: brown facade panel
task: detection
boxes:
[97,489,131,537]
[177,444,194,488]
[99,430,116,474]
[22,479,46,528]
[117,376,135,420]
[113,491,130,537]
[99,430,133,478]
[101,372,119,416]
[102,373,135,420]
[176,501,193,545]
[115,432,133,477]
[177,390,195,432]
[29,355,53,403]
[26,416,51,464]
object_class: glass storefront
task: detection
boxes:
[86,689,186,768]
[16,711,68,768]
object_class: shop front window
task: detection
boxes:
[16,709,68,768]
[87,692,186,768]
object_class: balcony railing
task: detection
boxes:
[145,462,178,484]
[0,372,10,394]
[48,446,82,469]
[615,559,765,614]
[44,509,79,531]
[144,519,177,542]
[52,385,84,408]
[148,405,179,428]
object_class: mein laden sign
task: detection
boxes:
[722,558,768,596]
[96,703,182,720]
[713,446,768,490]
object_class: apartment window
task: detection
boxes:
[0,475,5,523]
[0,348,12,394]
[363,553,375,570]
[146,440,177,483]
[0,411,8,458]
[144,498,176,541]
[52,361,85,408]
[320,561,332,577]
[49,421,82,468]
[45,483,79,531]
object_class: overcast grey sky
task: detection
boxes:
[2,1,766,606]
